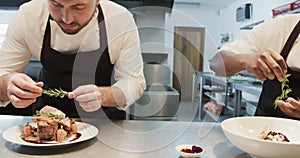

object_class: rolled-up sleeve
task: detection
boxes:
[108,11,146,110]
[0,8,32,107]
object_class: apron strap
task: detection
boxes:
[281,20,300,60]
[97,5,108,54]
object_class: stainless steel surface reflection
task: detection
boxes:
[129,63,180,120]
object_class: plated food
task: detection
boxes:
[258,129,290,142]
[176,144,204,158]
[20,105,77,143]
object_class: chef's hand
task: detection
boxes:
[7,73,43,108]
[68,85,102,112]
[245,49,287,82]
[277,98,300,119]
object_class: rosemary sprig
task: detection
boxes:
[273,74,292,109]
[43,88,69,98]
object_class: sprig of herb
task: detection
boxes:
[274,74,292,109]
[34,110,65,119]
[43,88,68,98]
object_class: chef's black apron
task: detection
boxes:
[36,5,126,119]
[255,20,300,120]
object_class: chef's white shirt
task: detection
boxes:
[0,0,146,109]
[220,14,300,72]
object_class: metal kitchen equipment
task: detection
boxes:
[129,62,180,120]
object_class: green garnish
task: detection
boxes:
[43,88,68,98]
[274,74,292,109]
[34,110,65,119]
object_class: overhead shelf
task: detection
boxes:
[240,20,264,30]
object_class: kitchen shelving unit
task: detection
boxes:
[192,72,235,122]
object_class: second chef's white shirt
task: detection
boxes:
[220,14,300,72]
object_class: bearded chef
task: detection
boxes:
[0,0,146,119]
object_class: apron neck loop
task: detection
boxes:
[281,20,300,60]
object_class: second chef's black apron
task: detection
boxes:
[255,20,300,120]
[36,4,126,119]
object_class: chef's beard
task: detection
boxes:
[55,8,96,35]
[57,20,89,35]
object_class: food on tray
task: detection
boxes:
[258,129,290,142]
[20,105,77,143]
[204,100,224,115]
[180,145,203,153]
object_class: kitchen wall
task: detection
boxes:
[162,0,298,72]
[133,9,170,66]
[217,0,295,46]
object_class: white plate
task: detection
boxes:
[2,122,98,147]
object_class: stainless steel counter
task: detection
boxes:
[0,115,250,158]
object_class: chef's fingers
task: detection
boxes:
[268,51,287,82]
[253,69,267,81]
[68,92,74,99]
[35,81,44,88]
[69,85,98,98]
[9,94,36,108]
[8,78,43,99]
[78,100,101,112]
[286,98,300,111]
[277,101,295,114]
[256,50,283,81]
[7,84,42,100]
[75,91,101,102]
[277,100,300,119]
[10,74,43,94]
[245,53,268,81]
[254,55,275,80]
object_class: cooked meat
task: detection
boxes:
[59,117,71,130]
[37,120,58,140]
[40,105,66,118]
[21,105,77,143]
[23,135,41,143]
[68,122,78,136]
[57,128,67,142]
[33,116,59,124]
[23,124,33,137]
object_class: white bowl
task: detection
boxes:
[175,144,204,158]
[221,116,300,158]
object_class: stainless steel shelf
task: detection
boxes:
[240,20,264,30]
[192,72,233,121]
[202,107,233,122]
